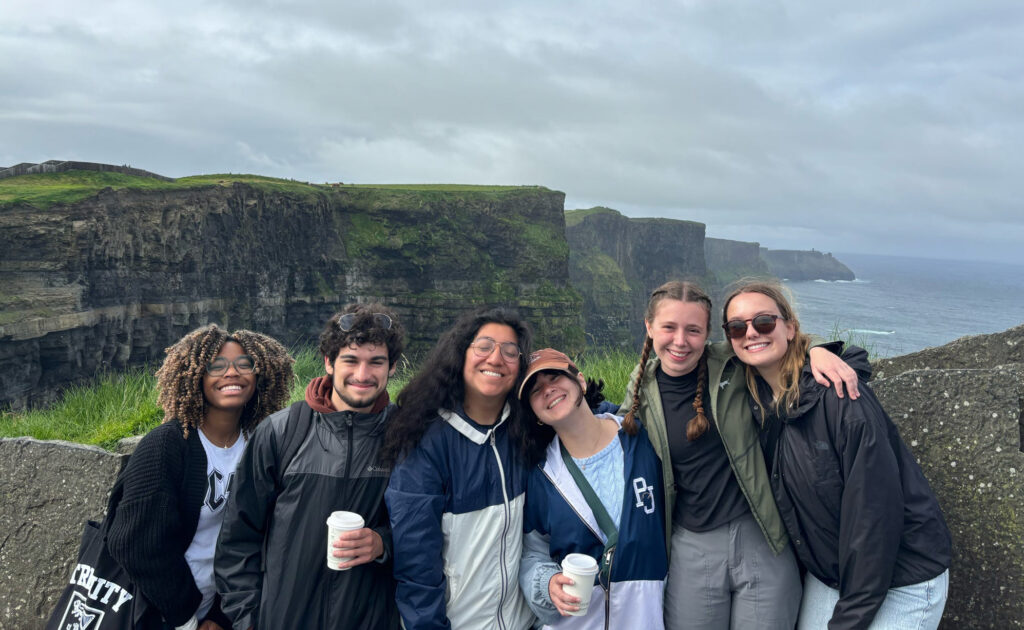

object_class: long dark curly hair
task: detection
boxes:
[155,324,294,439]
[380,307,533,465]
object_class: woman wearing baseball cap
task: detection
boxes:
[518,348,667,630]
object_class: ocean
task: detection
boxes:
[781,252,1024,358]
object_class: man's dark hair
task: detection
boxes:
[319,302,406,367]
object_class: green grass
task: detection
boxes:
[564,206,621,228]
[0,347,639,449]
[826,322,880,360]
[0,369,163,450]
[573,348,639,407]
[0,171,550,210]
[0,346,437,449]
[342,184,542,192]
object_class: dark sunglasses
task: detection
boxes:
[722,314,784,340]
[338,313,392,331]
[206,355,255,376]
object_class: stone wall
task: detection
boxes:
[868,324,1024,629]
[0,439,126,629]
[1,325,1022,628]
[0,184,583,409]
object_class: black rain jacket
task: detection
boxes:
[752,345,951,630]
[215,400,400,630]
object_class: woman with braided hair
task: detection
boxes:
[106,324,293,630]
[620,281,860,630]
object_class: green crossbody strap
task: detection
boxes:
[559,441,618,585]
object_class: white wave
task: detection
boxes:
[847,328,896,335]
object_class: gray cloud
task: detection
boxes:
[2,0,1021,263]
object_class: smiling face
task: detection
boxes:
[462,322,521,404]
[645,299,710,377]
[725,291,796,378]
[527,370,586,426]
[325,342,395,412]
[202,341,257,413]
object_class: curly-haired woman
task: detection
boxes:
[383,307,536,630]
[106,324,293,630]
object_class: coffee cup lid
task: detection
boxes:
[561,552,599,574]
[326,511,364,529]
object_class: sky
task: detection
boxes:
[2,1,1022,264]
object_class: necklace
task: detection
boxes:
[201,427,240,449]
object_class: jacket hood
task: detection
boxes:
[304,375,391,414]
[791,344,873,417]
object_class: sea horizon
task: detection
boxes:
[782,251,1024,358]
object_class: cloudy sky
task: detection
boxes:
[2,1,1021,263]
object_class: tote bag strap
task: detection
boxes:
[559,441,619,587]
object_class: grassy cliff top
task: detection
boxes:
[0,170,552,209]
[565,206,622,227]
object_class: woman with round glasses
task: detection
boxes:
[621,280,859,630]
[106,324,293,630]
[384,308,536,630]
[722,281,950,629]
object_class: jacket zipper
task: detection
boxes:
[345,416,354,478]
[540,466,609,626]
[491,431,510,630]
[603,546,615,630]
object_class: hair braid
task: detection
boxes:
[623,336,654,433]
[686,352,710,441]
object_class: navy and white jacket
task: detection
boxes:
[519,416,667,630]
[386,403,534,630]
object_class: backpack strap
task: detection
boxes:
[275,401,314,491]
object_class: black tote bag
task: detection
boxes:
[46,519,149,630]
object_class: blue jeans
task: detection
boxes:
[798,570,949,630]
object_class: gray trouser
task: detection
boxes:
[664,512,801,630]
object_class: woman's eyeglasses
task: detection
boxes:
[206,355,255,375]
[470,337,521,362]
[722,314,784,340]
[338,313,392,331]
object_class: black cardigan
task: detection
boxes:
[105,420,233,629]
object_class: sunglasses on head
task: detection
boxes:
[722,314,784,340]
[337,312,392,332]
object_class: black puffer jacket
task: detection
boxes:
[752,346,951,630]
[215,397,399,630]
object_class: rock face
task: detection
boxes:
[704,237,770,284]
[760,247,855,281]
[867,325,1024,629]
[0,438,126,630]
[565,207,706,347]
[873,323,1024,379]
[565,209,854,347]
[0,183,583,409]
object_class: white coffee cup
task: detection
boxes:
[326,511,365,570]
[560,553,600,616]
